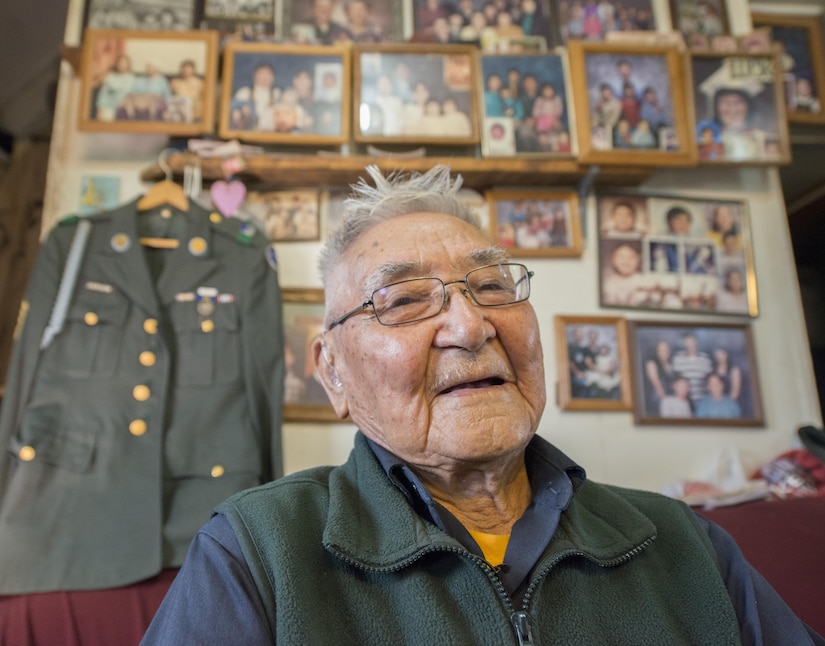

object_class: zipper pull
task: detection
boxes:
[511,610,534,646]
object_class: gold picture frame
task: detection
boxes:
[567,39,697,167]
[78,28,219,135]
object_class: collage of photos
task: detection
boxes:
[630,322,763,426]
[355,48,477,142]
[480,53,574,156]
[220,43,348,142]
[597,193,756,317]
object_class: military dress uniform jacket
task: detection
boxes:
[0,198,285,594]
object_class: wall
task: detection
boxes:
[41,0,822,493]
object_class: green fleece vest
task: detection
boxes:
[218,433,742,645]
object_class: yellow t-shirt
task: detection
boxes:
[468,529,510,566]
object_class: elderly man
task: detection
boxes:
[142,166,821,645]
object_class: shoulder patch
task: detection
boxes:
[265,243,278,271]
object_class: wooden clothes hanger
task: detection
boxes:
[137,148,189,248]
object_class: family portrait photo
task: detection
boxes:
[84,0,195,30]
[751,13,825,124]
[630,321,763,426]
[284,0,401,44]
[355,47,479,144]
[480,53,574,156]
[554,0,656,43]
[597,192,757,317]
[244,188,321,242]
[220,43,350,144]
[669,0,728,39]
[487,190,583,257]
[79,30,218,134]
[692,52,791,163]
[555,315,632,411]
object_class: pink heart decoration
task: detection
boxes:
[210,180,247,217]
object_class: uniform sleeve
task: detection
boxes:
[140,514,273,645]
[695,514,825,646]
[240,244,285,481]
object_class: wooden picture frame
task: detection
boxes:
[353,44,480,145]
[409,0,552,50]
[487,190,583,257]
[691,50,791,164]
[750,12,825,125]
[244,188,322,241]
[555,315,632,411]
[83,0,197,31]
[479,52,576,158]
[669,0,729,40]
[78,29,218,135]
[552,0,657,44]
[219,42,351,145]
[567,40,697,166]
[629,320,764,426]
[596,191,757,317]
[283,0,403,44]
[281,288,340,423]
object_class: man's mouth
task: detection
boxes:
[440,377,505,395]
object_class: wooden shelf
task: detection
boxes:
[141,152,656,190]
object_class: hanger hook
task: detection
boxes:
[158,147,179,182]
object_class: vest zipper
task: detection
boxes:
[510,610,534,646]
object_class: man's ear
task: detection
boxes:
[311,335,350,419]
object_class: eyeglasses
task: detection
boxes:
[327,263,534,330]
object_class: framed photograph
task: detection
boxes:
[203,0,274,20]
[283,0,403,43]
[219,42,351,145]
[281,288,340,423]
[353,44,480,145]
[692,51,791,164]
[553,0,657,44]
[84,0,196,30]
[555,315,632,411]
[78,29,218,135]
[629,320,764,426]
[669,0,729,40]
[566,40,697,166]
[596,191,757,317]
[487,190,582,257]
[479,52,576,157]
[244,188,321,241]
[409,0,552,50]
[750,13,825,125]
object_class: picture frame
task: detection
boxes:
[669,0,729,40]
[281,288,340,423]
[691,51,791,164]
[78,29,219,135]
[202,0,274,21]
[566,40,697,166]
[554,315,633,411]
[244,188,322,241]
[596,191,758,317]
[479,52,576,158]
[353,44,480,145]
[219,42,351,145]
[552,0,657,44]
[629,320,764,426]
[282,0,403,44]
[409,0,552,50]
[750,12,825,125]
[83,0,196,31]
[487,189,583,257]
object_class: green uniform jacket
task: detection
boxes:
[0,199,284,593]
[218,432,743,645]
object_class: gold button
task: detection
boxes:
[160,208,172,219]
[132,384,151,401]
[84,312,99,326]
[188,237,207,256]
[129,419,147,436]
[144,318,158,334]
[139,351,157,367]
[19,445,36,461]
[210,212,222,223]
[211,465,225,478]
[201,319,214,333]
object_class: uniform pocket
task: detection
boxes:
[168,300,240,386]
[12,404,96,473]
[44,287,130,377]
